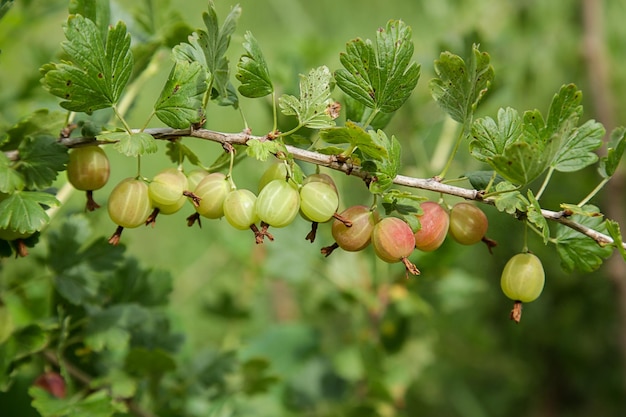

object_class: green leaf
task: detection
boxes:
[246,139,286,162]
[125,347,176,377]
[464,170,505,191]
[279,66,336,129]
[241,358,279,395]
[492,181,528,214]
[236,31,273,98]
[381,189,425,217]
[206,145,246,171]
[429,44,494,125]
[16,135,69,189]
[30,387,126,417]
[599,126,626,178]
[100,131,157,157]
[102,259,173,307]
[47,215,124,305]
[335,20,420,113]
[68,0,111,42]
[554,205,613,272]
[470,107,522,163]
[154,60,206,128]
[481,109,560,185]
[0,191,59,234]
[41,15,133,113]
[363,131,401,194]
[165,140,201,166]
[606,219,626,261]
[559,203,602,217]
[318,121,387,159]
[0,324,49,390]
[551,119,604,172]
[1,109,67,151]
[0,154,25,193]
[344,94,394,130]
[0,1,13,21]
[172,2,241,107]
[526,190,549,244]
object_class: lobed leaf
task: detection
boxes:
[599,126,626,178]
[318,121,387,160]
[279,66,336,129]
[429,44,494,125]
[0,154,25,193]
[42,15,133,113]
[236,31,273,98]
[335,20,420,114]
[526,190,549,244]
[173,2,241,107]
[470,107,522,163]
[246,139,286,162]
[492,181,528,214]
[551,119,604,172]
[0,191,59,234]
[16,135,69,189]
[100,131,158,157]
[154,60,207,128]
[554,205,613,272]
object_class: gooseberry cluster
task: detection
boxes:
[64,148,544,319]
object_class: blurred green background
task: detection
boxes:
[1,0,626,416]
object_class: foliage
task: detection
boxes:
[1,0,626,416]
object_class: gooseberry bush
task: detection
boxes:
[1,1,626,416]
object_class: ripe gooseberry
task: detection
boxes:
[107,178,152,233]
[223,189,259,230]
[255,179,300,228]
[448,202,488,245]
[193,172,231,219]
[371,217,419,275]
[414,201,449,252]
[149,168,188,207]
[66,145,110,211]
[330,205,379,252]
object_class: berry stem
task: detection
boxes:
[401,257,420,276]
[321,242,339,257]
[108,226,124,246]
[85,190,100,212]
[305,222,319,243]
[332,212,353,227]
[510,301,523,323]
[251,223,274,244]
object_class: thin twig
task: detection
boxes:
[49,127,626,251]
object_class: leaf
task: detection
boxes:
[318,121,387,159]
[381,189,425,217]
[554,205,613,272]
[165,140,201,166]
[1,109,67,151]
[429,44,494,125]
[0,191,59,234]
[471,103,565,185]
[30,387,126,417]
[68,0,111,42]
[41,15,133,113]
[0,154,25,193]
[492,181,528,214]
[124,347,176,377]
[364,131,401,194]
[240,358,279,395]
[551,119,604,172]
[526,190,549,244]
[464,170,506,191]
[154,60,206,128]
[236,31,273,98]
[16,135,69,189]
[599,126,626,178]
[279,66,336,129]
[47,215,124,305]
[172,2,241,107]
[335,20,420,113]
[99,131,157,157]
[470,107,522,163]
[246,139,285,162]
[606,219,626,261]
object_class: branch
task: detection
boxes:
[57,126,624,250]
